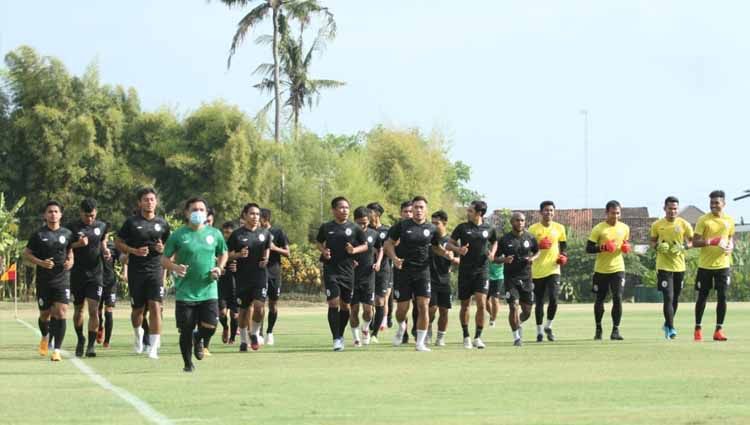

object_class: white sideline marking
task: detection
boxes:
[16,318,174,425]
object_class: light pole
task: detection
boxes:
[580,109,589,208]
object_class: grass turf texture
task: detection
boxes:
[2,302,750,425]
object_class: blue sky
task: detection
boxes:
[3,1,750,222]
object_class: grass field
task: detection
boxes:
[2,301,750,425]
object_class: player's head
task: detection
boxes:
[411,196,428,221]
[709,190,725,215]
[467,200,487,222]
[400,200,413,220]
[260,208,272,227]
[79,198,97,225]
[221,221,236,240]
[330,197,350,222]
[540,200,555,222]
[431,210,448,233]
[185,197,209,226]
[510,211,526,232]
[366,202,384,224]
[44,200,63,225]
[241,203,261,227]
[354,206,370,228]
[663,196,679,220]
[605,200,621,223]
[137,187,158,214]
[206,207,215,227]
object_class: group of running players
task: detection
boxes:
[22,187,735,371]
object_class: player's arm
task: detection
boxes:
[23,247,53,269]
[527,238,540,262]
[585,240,601,254]
[161,236,186,276]
[488,240,498,260]
[63,246,74,270]
[374,246,384,271]
[270,240,290,258]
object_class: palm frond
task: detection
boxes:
[227,3,271,69]
[253,62,276,77]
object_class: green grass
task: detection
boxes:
[2,301,750,425]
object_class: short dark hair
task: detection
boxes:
[80,198,97,213]
[206,207,215,217]
[260,208,272,221]
[354,206,370,219]
[366,202,384,216]
[44,200,63,213]
[400,200,413,211]
[242,203,261,215]
[664,196,679,205]
[431,210,448,222]
[605,200,621,211]
[184,197,208,211]
[709,190,725,200]
[470,200,487,216]
[412,195,428,204]
[136,187,157,201]
[540,200,555,211]
[221,221,236,231]
[330,196,349,209]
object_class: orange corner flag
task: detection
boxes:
[1,263,17,282]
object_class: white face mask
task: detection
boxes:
[190,211,207,226]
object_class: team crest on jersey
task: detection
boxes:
[661,281,668,288]
[325,289,331,297]
[345,228,353,236]
[259,234,266,242]
[155,223,162,232]
[206,235,215,245]
[58,235,67,244]
[38,298,44,307]
[394,290,400,298]
[380,232,386,239]
[551,230,558,238]
[94,227,101,236]
[523,240,530,248]
[423,229,430,237]
[367,236,374,243]
[482,230,489,238]
[270,234,275,241]
[617,229,624,237]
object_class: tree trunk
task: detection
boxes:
[272,4,281,144]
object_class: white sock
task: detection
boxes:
[545,319,553,329]
[352,327,361,341]
[240,328,249,344]
[250,321,261,336]
[537,325,544,335]
[437,331,446,339]
[396,320,406,337]
[362,320,371,333]
[134,326,144,342]
[149,334,160,352]
[512,329,520,340]
[416,329,427,346]
[519,326,523,337]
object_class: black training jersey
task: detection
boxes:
[498,231,539,281]
[316,220,366,278]
[102,240,119,287]
[228,226,271,283]
[68,219,108,273]
[372,225,392,273]
[429,235,452,291]
[387,219,440,270]
[450,221,497,273]
[356,227,382,274]
[117,214,171,275]
[268,226,289,267]
[26,225,73,287]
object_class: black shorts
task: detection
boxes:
[504,278,534,305]
[488,279,503,298]
[267,275,282,301]
[324,271,354,304]
[592,272,625,298]
[175,300,219,329]
[37,284,70,311]
[236,284,268,308]
[394,267,431,302]
[695,268,731,292]
[101,284,117,307]
[71,279,103,305]
[128,271,164,309]
[457,271,489,300]
[352,284,375,305]
[218,279,238,312]
[657,270,685,294]
[374,267,393,297]
[429,290,452,309]
[533,274,561,301]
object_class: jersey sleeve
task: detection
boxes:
[431,227,441,246]
[558,224,567,242]
[449,225,463,244]
[729,218,735,237]
[489,228,498,244]
[694,217,705,237]
[529,235,539,254]
[588,224,601,244]
[161,221,171,242]
[315,224,327,244]
[163,231,179,257]
[278,230,290,247]
[649,221,658,239]
[117,218,132,243]
[683,220,694,239]
[387,222,402,241]
[262,231,271,250]
[624,224,631,241]
[215,230,228,255]
[26,231,41,254]
[227,230,238,252]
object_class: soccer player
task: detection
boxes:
[162,197,228,372]
[218,221,240,344]
[390,201,413,335]
[650,196,693,339]
[692,190,735,341]
[385,196,448,352]
[68,198,109,357]
[23,201,74,361]
[349,206,383,346]
[228,203,272,352]
[496,212,539,346]
[98,238,120,348]
[428,210,458,347]
[447,200,497,349]
[116,187,171,358]
[366,202,391,343]
[260,208,290,346]
[586,200,631,341]
[486,260,503,328]
[316,197,368,351]
[528,200,568,342]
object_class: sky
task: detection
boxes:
[2,1,750,222]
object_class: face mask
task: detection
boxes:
[190,211,207,226]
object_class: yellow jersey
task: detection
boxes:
[694,213,735,270]
[529,221,567,279]
[588,221,630,274]
[650,217,693,272]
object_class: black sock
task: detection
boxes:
[327,307,339,339]
[474,326,483,339]
[612,298,622,327]
[387,293,394,321]
[49,318,58,347]
[87,331,97,348]
[179,328,193,368]
[142,317,150,345]
[38,318,49,338]
[219,315,228,330]
[717,291,727,326]
[372,306,385,337]
[104,311,113,343]
[230,316,239,341]
[54,318,66,349]
[547,300,558,321]
[199,326,216,349]
[594,302,605,326]
[338,309,350,339]
[75,324,85,344]
[663,295,675,328]
[534,301,544,325]
[267,309,278,334]
[98,308,104,330]
[461,324,470,338]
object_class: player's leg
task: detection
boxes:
[533,278,546,342]
[693,268,711,341]
[592,273,607,339]
[713,270,729,341]
[609,273,625,340]
[544,276,560,341]
[458,276,472,349]
[176,302,197,372]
